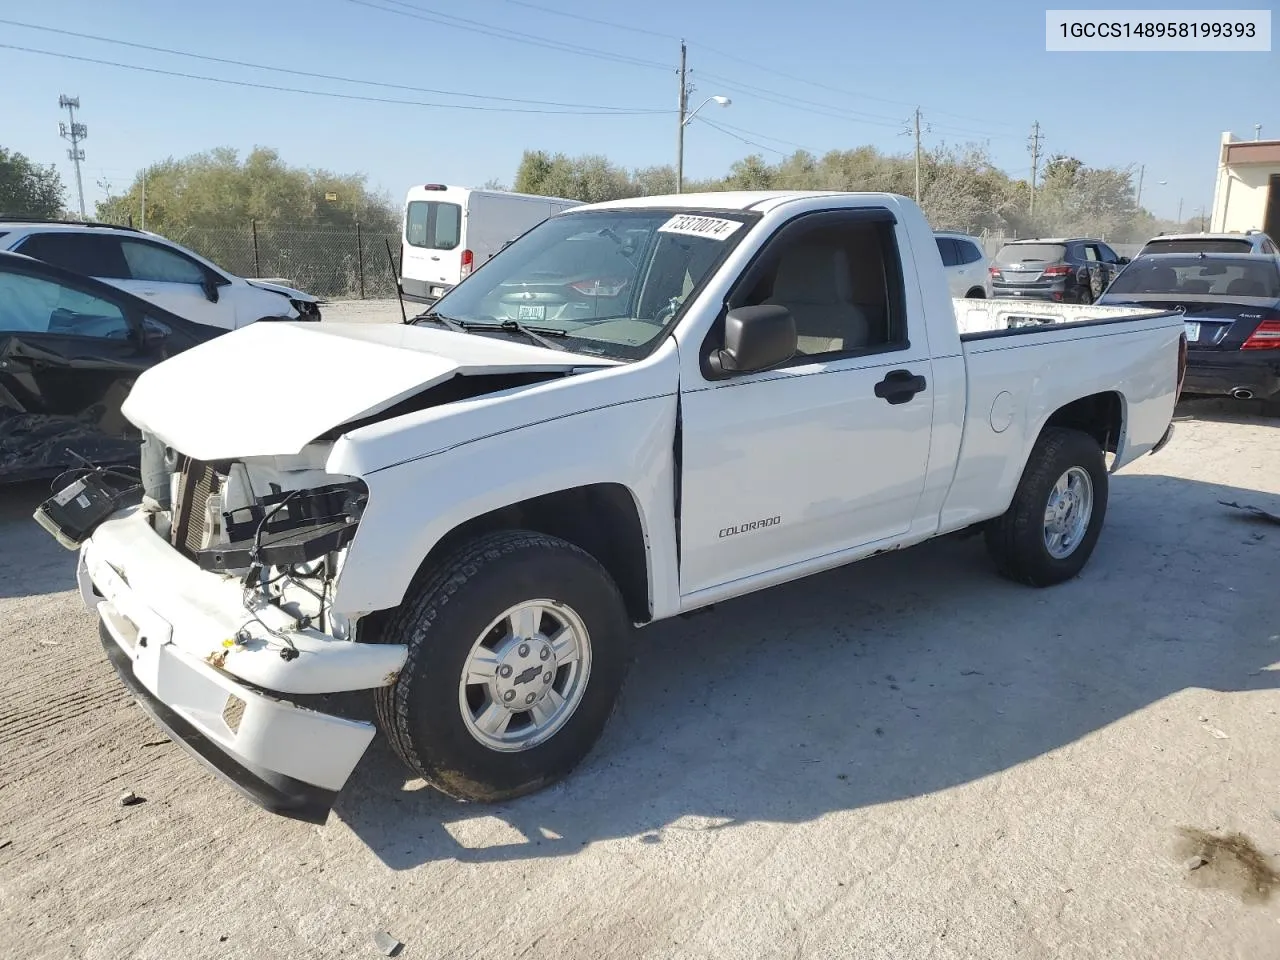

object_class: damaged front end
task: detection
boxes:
[72,433,406,822]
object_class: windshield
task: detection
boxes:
[1105,256,1280,298]
[1140,238,1252,255]
[416,208,756,360]
[995,243,1065,265]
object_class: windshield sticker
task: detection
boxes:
[658,214,744,241]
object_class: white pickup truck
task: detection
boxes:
[51,192,1186,822]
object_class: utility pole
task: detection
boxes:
[913,107,922,202]
[1027,121,1043,222]
[1255,123,1263,141]
[58,95,87,220]
[1135,164,1145,209]
[675,40,687,194]
[140,171,147,231]
[1176,197,1183,224]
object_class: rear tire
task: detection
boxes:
[376,530,632,802]
[965,288,986,299]
[984,427,1108,587]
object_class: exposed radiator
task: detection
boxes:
[170,458,219,557]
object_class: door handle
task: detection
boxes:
[874,369,927,405]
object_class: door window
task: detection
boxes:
[935,237,959,267]
[0,269,131,339]
[1098,243,1120,263]
[1084,245,1101,262]
[958,240,985,264]
[15,233,130,278]
[406,201,463,250]
[732,212,907,359]
[121,240,208,284]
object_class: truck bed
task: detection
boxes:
[953,298,1175,337]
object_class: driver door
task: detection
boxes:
[0,263,151,474]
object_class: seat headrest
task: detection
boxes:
[770,245,852,302]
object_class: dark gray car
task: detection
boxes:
[990,238,1128,304]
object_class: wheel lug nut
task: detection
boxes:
[540,647,550,661]
[543,672,553,684]
[525,692,536,704]
[503,690,516,702]
[498,665,512,678]
[518,643,530,657]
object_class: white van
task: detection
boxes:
[399,184,581,303]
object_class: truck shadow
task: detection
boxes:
[334,471,1280,869]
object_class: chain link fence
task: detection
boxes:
[121,220,402,300]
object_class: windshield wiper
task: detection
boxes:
[412,312,466,332]
[487,319,568,350]
[412,313,568,350]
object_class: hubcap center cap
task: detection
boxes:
[493,636,557,707]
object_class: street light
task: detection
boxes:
[676,95,731,194]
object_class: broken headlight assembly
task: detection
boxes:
[194,480,367,574]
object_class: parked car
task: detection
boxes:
[1098,251,1280,401]
[0,250,224,481]
[1137,230,1279,257]
[934,231,992,298]
[48,191,1184,822]
[399,184,581,304]
[0,219,321,330]
[990,237,1129,303]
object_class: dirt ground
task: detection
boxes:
[2,342,1279,958]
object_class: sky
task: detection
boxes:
[2,0,1276,222]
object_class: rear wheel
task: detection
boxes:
[376,530,632,801]
[965,287,986,299]
[984,427,1108,586]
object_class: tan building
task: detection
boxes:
[1210,131,1280,236]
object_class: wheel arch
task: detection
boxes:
[355,482,655,644]
[1040,390,1125,457]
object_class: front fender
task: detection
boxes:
[329,393,680,619]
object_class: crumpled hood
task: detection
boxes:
[121,321,613,461]
[245,278,315,302]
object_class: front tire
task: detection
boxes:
[984,427,1108,586]
[376,530,631,802]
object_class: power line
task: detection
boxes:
[457,0,1028,128]
[344,0,670,71]
[0,18,664,112]
[483,0,678,40]
[703,120,818,154]
[694,72,906,129]
[697,117,792,156]
[0,43,669,115]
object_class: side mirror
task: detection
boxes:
[135,319,169,351]
[1117,256,1130,265]
[202,277,220,303]
[707,305,796,376]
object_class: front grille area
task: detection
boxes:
[170,459,220,557]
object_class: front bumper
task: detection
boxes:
[1182,352,1280,400]
[78,508,408,821]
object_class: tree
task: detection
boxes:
[0,147,66,218]
[93,146,397,232]
[506,141,1161,240]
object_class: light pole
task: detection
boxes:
[676,95,731,193]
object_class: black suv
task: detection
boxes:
[990,238,1129,304]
